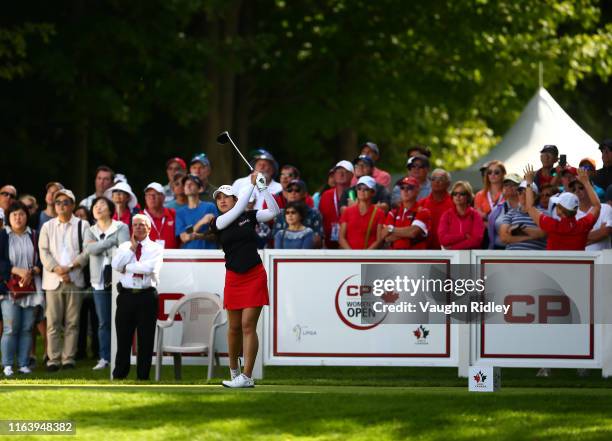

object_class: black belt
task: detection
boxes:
[117,283,156,294]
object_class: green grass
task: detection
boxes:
[2,359,612,440]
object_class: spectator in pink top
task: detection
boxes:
[438,181,485,250]
[357,142,391,190]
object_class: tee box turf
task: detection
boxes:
[468,366,501,392]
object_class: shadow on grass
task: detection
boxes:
[3,387,612,440]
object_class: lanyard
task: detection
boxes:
[144,210,165,238]
[333,190,340,218]
[487,191,504,210]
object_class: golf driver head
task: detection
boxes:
[217,131,230,145]
[217,131,253,171]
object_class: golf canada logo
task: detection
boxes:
[473,370,488,388]
[413,325,430,345]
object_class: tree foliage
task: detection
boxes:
[0,0,610,198]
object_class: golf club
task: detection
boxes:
[217,131,253,171]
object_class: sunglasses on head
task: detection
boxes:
[54,199,73,206]
[487,169,502,176]
[400,185,416,191]
[0,191,16,198]
[451,191,468,197]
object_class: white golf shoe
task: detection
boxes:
[222,373,254,388]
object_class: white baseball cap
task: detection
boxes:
[144,182,164,194]
[357,176,376,190]
[551,192,579,211]
[333,160,354,174]
[213,185,235,199]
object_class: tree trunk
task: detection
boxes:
[337,127,357,161]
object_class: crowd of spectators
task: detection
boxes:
[0,139,611,377]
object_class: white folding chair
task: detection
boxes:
[154,292,226,381]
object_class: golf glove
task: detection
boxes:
[256,172,267,191]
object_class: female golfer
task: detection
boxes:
[208,171,279,388]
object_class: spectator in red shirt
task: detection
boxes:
[438,181,485,250]
[420,169,454,249]
[381,177,431,250]
[339,176,385,250]
[319,160,354,248]
[140,182,179,249]
[524,166,600,250]
[534,145,560,190]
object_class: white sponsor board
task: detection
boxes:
[264,250,465,366]
[470,251,604,368]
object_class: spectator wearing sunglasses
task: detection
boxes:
[272,179,323,248]
[381,177,431,250]
[341,155,391,214]
[38,189,90,371]
[499,181,547,250]
[487,173,522,250]
[474,160,506,220]
[438,181,485,250]
[391,155,432,207]
[273,201,314,249]
[0,185,18,229]
[570,179,612,251]
[338,176,386,250]
[420,169,454,249]
[536,184,558,215]
[523,166,600,250]
[271,165,314,209]
[19,194,39,231]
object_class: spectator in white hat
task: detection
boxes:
[104,181,138,229]
[140,183,179,249]
[524,166,600,250]
[338,176,385,250]
[318,160,354,249]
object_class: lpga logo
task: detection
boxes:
[293,324,317,342]
[334,274,387,330]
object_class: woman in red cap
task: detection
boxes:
[206,171,279,388]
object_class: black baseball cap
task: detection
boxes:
[540,145,559,156]
[181,174,203,188]
[600,139,612,151]
[353,155,375,167]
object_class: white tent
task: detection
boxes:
[451,87,601,187]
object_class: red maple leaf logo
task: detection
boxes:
[474,374,481,383]
[413,328,422,339]
[382,291,399,304]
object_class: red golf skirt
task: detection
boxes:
[224,263,269,310]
